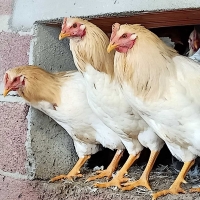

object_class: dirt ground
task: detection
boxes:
[34,146,200,199]
[39,163,200,200]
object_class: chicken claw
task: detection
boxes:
[50,173,83,182]
[86,169,114,182]
[86,150,123,182]
[152,160,194,199]
[49,155,90,182]
[94,174,129,189]
[190,187,200,193]
[122,151,159,191]
[94,153,140,189]
[122,178,151,191]
[152,186,186,200]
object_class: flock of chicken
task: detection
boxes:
[3,17,200,199]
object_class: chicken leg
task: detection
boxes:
[122,151,160,191]
[152,160,195,200]
[50,155,91,182]
[190,187,200,193]
[94,153,141,189]
[86,150,124,182]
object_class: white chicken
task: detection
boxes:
[58,17,164,190]
[3,65,124,182]
[107,22,200,199]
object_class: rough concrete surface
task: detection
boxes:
[0,102,29,174]
[0,31,31,80]
[31,23,76,72]
[29,109,78,180]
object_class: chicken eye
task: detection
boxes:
[13,77,17,82]
[122,34,127,38]
[72,23,77,28]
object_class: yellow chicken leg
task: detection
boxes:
[122,151,160,191]
[190,187,200,193]
[152,160,195,200]
[50,155,91,182]
[86,150,124,182]
[94,153,141,189]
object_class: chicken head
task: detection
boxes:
[59,17,86,40]
[3,71,25,97]
[107,23,137,53]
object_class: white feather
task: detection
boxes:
[130,34,137,41]
[120,55,200,162]
[81,63,164,155]
[31,71,124,158]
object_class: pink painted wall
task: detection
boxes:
[0,102,29,174]
[0,1,37,199]
[0,32,32,78]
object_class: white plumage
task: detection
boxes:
[121,55,200,163]
[33,71,124,156]
[59,17,164,190]
[83,64,163,155]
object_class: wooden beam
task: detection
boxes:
[45,8,200,32]
[89,8,200,32]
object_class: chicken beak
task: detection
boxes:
[3,88,11,97]
[59,32,70,40]
[107,43,117,53]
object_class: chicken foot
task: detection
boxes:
[94,153,141,189]
[122,150,160,191]
[152,160,195,200]
[86,149,124,182]
[190,187,200,193]
[49,155,91,182]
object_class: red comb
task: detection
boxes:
[3,73,8,85]
[63,17,67,24]
[110,23,120,41]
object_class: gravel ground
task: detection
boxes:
[34,146,200,200]
[37,162,200,200]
